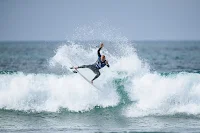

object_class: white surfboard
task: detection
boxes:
[72,68,101,91]
[66,58,101,91]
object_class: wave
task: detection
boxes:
[1,23,200,117]
[0,43,200,118]
[125,72,200,117]
[0,72,120,112]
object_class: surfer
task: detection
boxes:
[71,43,110,84]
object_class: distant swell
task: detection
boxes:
[0,70,18,75]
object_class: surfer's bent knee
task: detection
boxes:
[97,72,100,76]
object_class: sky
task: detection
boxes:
[0,0,200,41]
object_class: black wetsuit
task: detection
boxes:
[78,47,110,81]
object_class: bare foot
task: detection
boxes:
[74,66,78,70]
[91,80,93,84]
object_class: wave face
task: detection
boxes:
[0,23,200,118]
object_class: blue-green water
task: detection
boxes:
[0,41,200,133]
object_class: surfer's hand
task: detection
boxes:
[106,60,110,67]
[100,43,104,48]
[91,80,93,84]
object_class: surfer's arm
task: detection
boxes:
[97,47,102,57]
[97,43,104,57]
[106,60,110,67]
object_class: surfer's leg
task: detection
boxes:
[78,65,91,69]
[92,70,101,81]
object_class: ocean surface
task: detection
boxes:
[0,40,200,133]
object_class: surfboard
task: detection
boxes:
[66,57,101,91]
[71,68,101,91]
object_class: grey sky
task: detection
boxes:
[0,0,200,41]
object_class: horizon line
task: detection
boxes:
[0,39,200,42]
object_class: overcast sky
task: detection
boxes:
[0,0,200,41]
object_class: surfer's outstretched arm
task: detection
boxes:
[97,43,104,57]
[97,47,102,57]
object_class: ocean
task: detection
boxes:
[0,40,200,133]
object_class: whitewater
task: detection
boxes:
[1,24,200,132]
[0,41,200,119]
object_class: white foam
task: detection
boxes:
[48,22,200,116]
[50,43,200,116]
[2,22,200,117]
[0,72,119,112]
[125,72,200,117]
[1,43,200,116]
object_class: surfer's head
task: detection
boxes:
[101,55,106,62]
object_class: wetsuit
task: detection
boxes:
[78,47,110,81]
